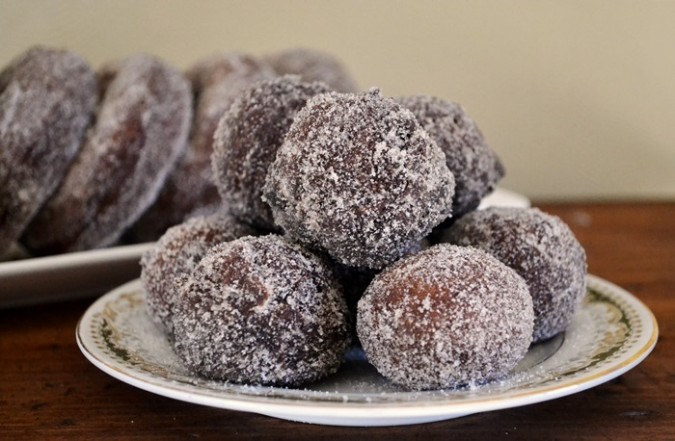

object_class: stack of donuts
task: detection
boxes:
[0,46,356,257]
[1,46,587,391]
[1,47,189,256]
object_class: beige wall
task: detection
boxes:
[2,0,674,200]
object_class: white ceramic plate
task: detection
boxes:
[0,188,528,308]
[0,243,152,308]
[76,275,657,427]
[478,187,530,209]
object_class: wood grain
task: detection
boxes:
[1,202,673,440]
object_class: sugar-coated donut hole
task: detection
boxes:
[396,95,505,218]
[140,213,256,335]
[443,207,587,342]
[357,244,534,390]
[263,88,455,269]
[171,235,351,386]
[212,75,331,230]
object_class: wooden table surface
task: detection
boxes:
[1,201,673,440]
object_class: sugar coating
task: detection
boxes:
[443,207,587,342]
[140,213,256,334]
[263,88,455,269]
[357,244,534,390]
[130,53,275,241]
[0,46,97,255]
[172,235,351,386]
[397,95,505,218]
[265,48,359,93]
[213,76,331,230]
[23,54,192,254]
